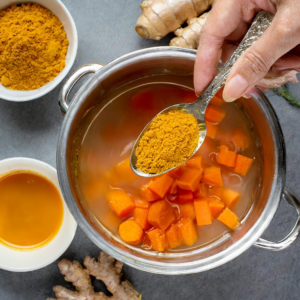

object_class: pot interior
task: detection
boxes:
[61,49,284,273]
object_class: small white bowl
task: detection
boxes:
[0,158,77,272]
[0,0,78,102]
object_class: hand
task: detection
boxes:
[194,0,300,102]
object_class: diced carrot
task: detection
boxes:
[134,198,150,209]
[107,189,136,218]
[186,155,204,170]
[216,86,224,99]
[147,228,168,251]
[179,203,196,219]
[165,223,182,249]
[148,199,176,230]
[210,95,225,106]
[169,180,178,194]
[207,186,224,199]
[114,158,139,182]
[168,166,183,179]
[141,181,161,202]
[134,207,151,230]
[141,234,152,250]
[205,105,226,124]
[206,121,218,140]
[193,182,209,198]
[209,198,225,219]
[178,189,194,203]
[217,145,237,168]
[202,166,223,186]
[119,219,143,245]
[234,154,254,176]
[194,199,212,226]
[148,174,174,199]
[217,207,240,230]
[177,168,202,192]
[233,129,250,149]
[178,218,198,246]
[222,188,241,208]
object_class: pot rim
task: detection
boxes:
[56,47,286,274]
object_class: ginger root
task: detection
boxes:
[136,0,215,40]
[47,252,141,300]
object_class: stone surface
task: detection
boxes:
[0,1,300,299]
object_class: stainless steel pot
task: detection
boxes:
[57,47,300,274]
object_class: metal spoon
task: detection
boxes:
[130,11,273,177]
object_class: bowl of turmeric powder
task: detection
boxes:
[0,0,78,101]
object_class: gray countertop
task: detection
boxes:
[1,1,300,299]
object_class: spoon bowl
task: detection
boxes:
[130,11,274,177]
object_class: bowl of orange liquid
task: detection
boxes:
[0,157,77,272]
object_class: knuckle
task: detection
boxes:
[242,51,270,75]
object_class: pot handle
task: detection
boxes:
[254,188,300,251]
[59,63,104,115]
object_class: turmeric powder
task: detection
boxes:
[0,3,69,90]
[135,110,199,174]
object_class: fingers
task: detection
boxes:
[223,6,300,102]
[273,54,300,71]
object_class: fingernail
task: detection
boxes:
[223,74,249,102]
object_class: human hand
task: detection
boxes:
[194,0,300,101]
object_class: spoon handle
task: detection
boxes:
[195,10,274,114]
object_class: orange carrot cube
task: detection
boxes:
[193,183,209,198]
[177,168,202,192]
[107,189,136,218]
[165,223,182,249]
[206,121,218,140]
[141,181,161,202]
[205,105,226,124]
[148,199,176,230]
[217,207,240,230]
[209,198,225,219]
[115,157,139,182]
[178,203,196,219]
[178,189,194,203]
[148,174,174,198]
[147,228,168,251]
[168,166,183,179]
[234,154,254,176]
[134,207,151,230]
[194,199,212,226]
[185,155,204,170]
[222,188,241,208]
[134,198,150,209]
[178,218,198,246]
[207,185,224,199]
[119,219,143,245]
[210,95,225,106]
[217,145,237,168]
[169,180,178,195]
[202,166,223,186]
[233,129,250,149]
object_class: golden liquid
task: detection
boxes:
[0,170,64,251]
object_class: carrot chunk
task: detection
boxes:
[210,95,225,106]
[205,105,226,124]
[148,174,174,198]
[185,155,204,170]
[206,121,218,140]
[119,219,143,245]
[148,199,176,230]
[134,207,151,230]
[168,166,183,179]
[147,228,168,251]
[134,198,150,209]
[178,189,194,203]
[207,186,224,199]
[233,129,250,149]
[222,188,241,208]
[141,181,161,202]
[107,189,135,218]
[194,199,212,226]
[177,168,202,191]
[179,203,196,219]
[217,145,237,168]
[115,157,139,182]
[202,166,223,186]
[165,223,182,249]
[193,183,209,198]
[169,180,178,194]
[209,198,225,219]
[217,207,240,230]
[178,218,198,246]
[234,154,254,176]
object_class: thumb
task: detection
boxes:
[223,9,300,102]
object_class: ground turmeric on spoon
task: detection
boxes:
[135,110,199,174]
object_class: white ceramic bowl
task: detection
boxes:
[0,158,77,272]
[0,0,78,102]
